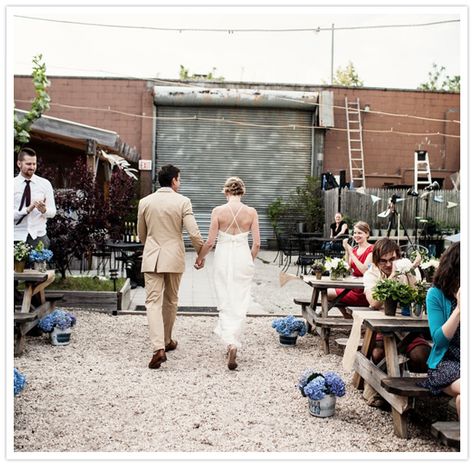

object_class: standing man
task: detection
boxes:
[137,164,204,369]
[14,147,56,248]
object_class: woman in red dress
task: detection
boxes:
[328,221,373,306]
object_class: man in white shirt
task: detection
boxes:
[14,147,56,248]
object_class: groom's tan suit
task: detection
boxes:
[137,187,203,351]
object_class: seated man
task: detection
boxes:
[363,238,431,406]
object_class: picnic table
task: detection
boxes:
[14,270,56,355]
[301,275,365,353]
[345,312,432,438]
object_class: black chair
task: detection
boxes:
[295,236,325,276]
[277,234,298,272]
[92,243,112,276]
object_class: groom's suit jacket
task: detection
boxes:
[137,187,203,273]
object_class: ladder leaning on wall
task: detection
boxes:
[414,150,432,193]
[344,97,366,189]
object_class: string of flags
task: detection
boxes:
[354,187,459,216]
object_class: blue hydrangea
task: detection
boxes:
[297,369,346,400]
[303,376,327,400]
[324,371,346,397]
[29,249,54,263]
[14,368,26,396]
[38,309,76,333]
[271,315,307,337]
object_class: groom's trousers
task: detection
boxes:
[144,272,183,352]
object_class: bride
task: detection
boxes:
[195,177,260,370]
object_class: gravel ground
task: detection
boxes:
[14,310,456,454]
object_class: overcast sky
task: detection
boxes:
[9,3,464,90]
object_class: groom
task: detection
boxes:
[137,164,204,369]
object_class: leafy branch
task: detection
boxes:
[14,54,51,153]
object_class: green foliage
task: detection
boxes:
[14,241,32,262]
[14,54,51,153]
[267,197,287,235]
[49,276,126,291]
[372,279,417,305]
[291,176,325,232]
[332,61,364,87]
[418,63,460,92]
[179,65,225,81]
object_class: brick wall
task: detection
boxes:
[15,77,460,192]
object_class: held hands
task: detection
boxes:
[34,200,47,214]
[194,257,205,270]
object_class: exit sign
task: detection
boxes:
[138,159,152,171]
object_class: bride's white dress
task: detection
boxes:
[213,206,255,348]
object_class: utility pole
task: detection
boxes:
[330,23,335,84]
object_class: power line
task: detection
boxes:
[14,99,460,139]
[14,15,459,33]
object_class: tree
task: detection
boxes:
[418,63,460,92]
[332,61,364,87]
[179,65,224,81]
[14,54,51,153]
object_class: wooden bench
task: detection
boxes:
[335,337,363,350]
[314,317,354,354]
[431,421,460,449]
[381,376,432,397]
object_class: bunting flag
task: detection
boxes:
[355,187,366,195]
[279,271,300,287]
[420,191,431,199]
[433,195,444,203]
[395,197,406,203]
[447,201,459,209]
[377,209,390,218]
[370,195,382,204]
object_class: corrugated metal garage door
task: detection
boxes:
[154,105,313,245]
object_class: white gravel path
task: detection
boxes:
[14,311,456,454]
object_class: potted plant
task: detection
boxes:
[14,368,27,396]
[267,197,287,238]
[14,241,32,272]
[297,369,346,417]
[413,281,429,317]
[29,240,54,272]
[38,309,77,346]
[271,315,307,346]
[289,176,324,233]
[324,257,350,280]
[420,256,440,283]
[372,279,418,316]
[311,258,326,280]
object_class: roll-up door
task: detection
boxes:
[155,105,314,245]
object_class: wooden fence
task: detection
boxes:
[323,188,460,236]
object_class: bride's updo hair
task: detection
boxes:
[222,176,246,196]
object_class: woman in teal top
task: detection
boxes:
[421,242,460,418]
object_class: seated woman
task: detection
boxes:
[420,241,460,418]
[324,212,349,251]
[327,221,373,307]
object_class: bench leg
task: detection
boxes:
[321,327,330,354]
[392,409,409,438]
[14,329,26,356]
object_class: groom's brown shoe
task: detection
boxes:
[148,349,167,369]
[165,339,178,352]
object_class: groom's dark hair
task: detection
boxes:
[158,164,180,187]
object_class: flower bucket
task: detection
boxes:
[400,304,411,317]
[383,298,397,316]
[412,303,424,318]
[315,271,322,280]
[14,260,26,273]
[51,327,72,346]
[308,394,336,417]
[33,261,48,272]
[279,331,299,346]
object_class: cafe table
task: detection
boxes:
[14,269,56,355]
[301,275,365,353]
[343,309,430,438]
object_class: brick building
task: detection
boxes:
[14,76,460,242]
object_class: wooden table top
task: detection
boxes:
[14,270,50,282]
[302,276,365,289]
[363,317,429,333]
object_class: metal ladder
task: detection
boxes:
[414,150,432,192]
[344,97,366,188]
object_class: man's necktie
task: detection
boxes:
[16,180,31,225]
